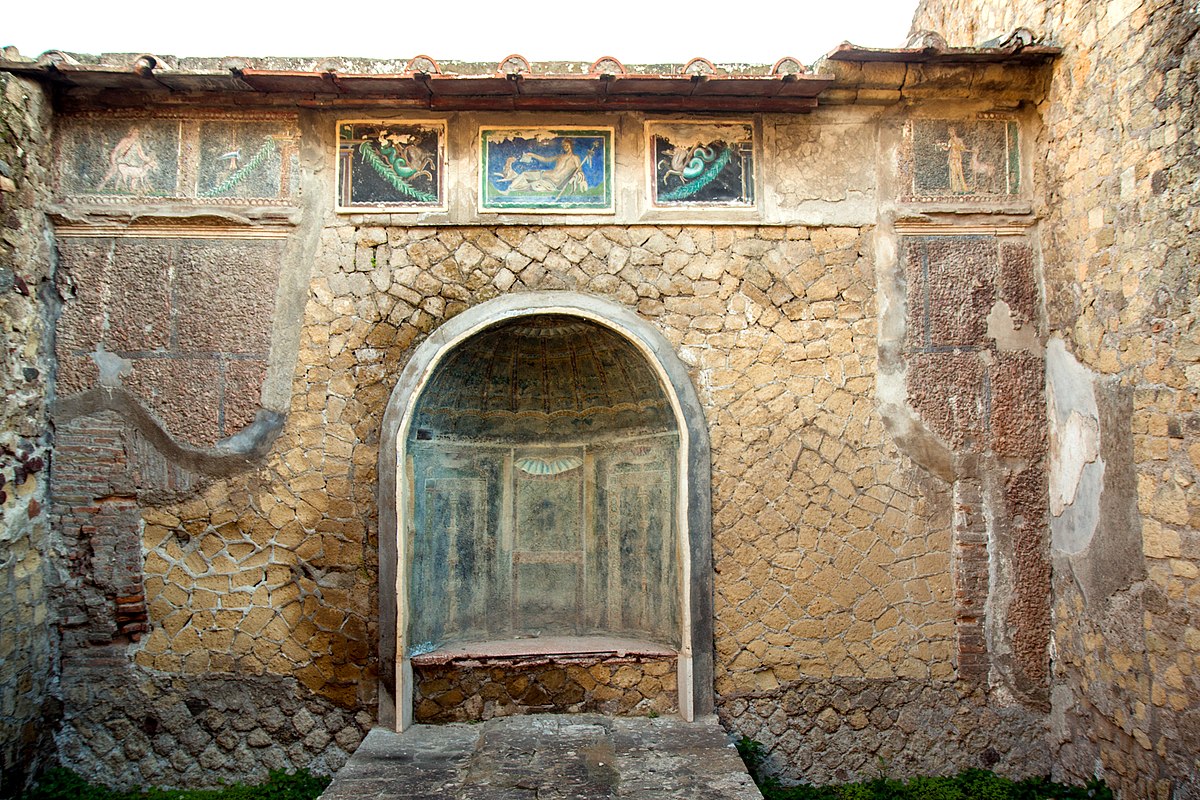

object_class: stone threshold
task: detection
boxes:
[320,713,763,800]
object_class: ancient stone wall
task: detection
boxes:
[414,655,679,723]
[32,61,1061,789]
[49,408,373,787]
[50,217,1046,785]
[0,72,58,798]
[910,2,1200,796]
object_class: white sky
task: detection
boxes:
[7,0,919,66]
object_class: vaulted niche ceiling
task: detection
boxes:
[406,314,681,653]
[412,315,674,443]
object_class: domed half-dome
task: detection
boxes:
[412,314,673,442]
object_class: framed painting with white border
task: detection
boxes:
[480,127,614,213]
[336,120,446,212]
[646,121,755,208]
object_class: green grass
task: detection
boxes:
[735,737,1114,800]
[21,768,330,800]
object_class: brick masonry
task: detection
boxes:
[54,412,148,646]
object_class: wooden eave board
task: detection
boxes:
[53,65,157,90]
[326,74,431,99]
[153,72,256,92]
[827,42,1062,63]
[514,76,608,96]
[605,76,695,96]
[425,75,515,96]
[237,69,339,92]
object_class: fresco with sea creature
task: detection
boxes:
[648,122,754,207]
[338,121,444,210]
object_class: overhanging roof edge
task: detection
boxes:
[0,44,1060,111]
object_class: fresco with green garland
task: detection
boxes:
[337,121,444,210]
[649,122,754,207]
[55,116,300,203]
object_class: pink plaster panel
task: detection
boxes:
[124,357,222,447]
[173,239,282,355]
[990,351,1047,460]
[222,359,267,436]
[907,351,986,450]
[106,238,172,352]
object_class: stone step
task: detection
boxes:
[320,713,763,800]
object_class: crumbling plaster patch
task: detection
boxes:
[873,229,958,481]
[986,300,1042,354]
[91,343,132,388]
[1045,338,1103,555]
[767,107,880,226]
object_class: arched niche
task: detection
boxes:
[378,293,712,729]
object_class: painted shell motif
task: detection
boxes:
[514,455,584,476]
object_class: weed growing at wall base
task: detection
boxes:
[735,738,1113,800]
[21,768,330,800]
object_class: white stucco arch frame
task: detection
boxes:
[378,292,713,730]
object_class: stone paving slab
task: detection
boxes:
[320,714,763,800]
